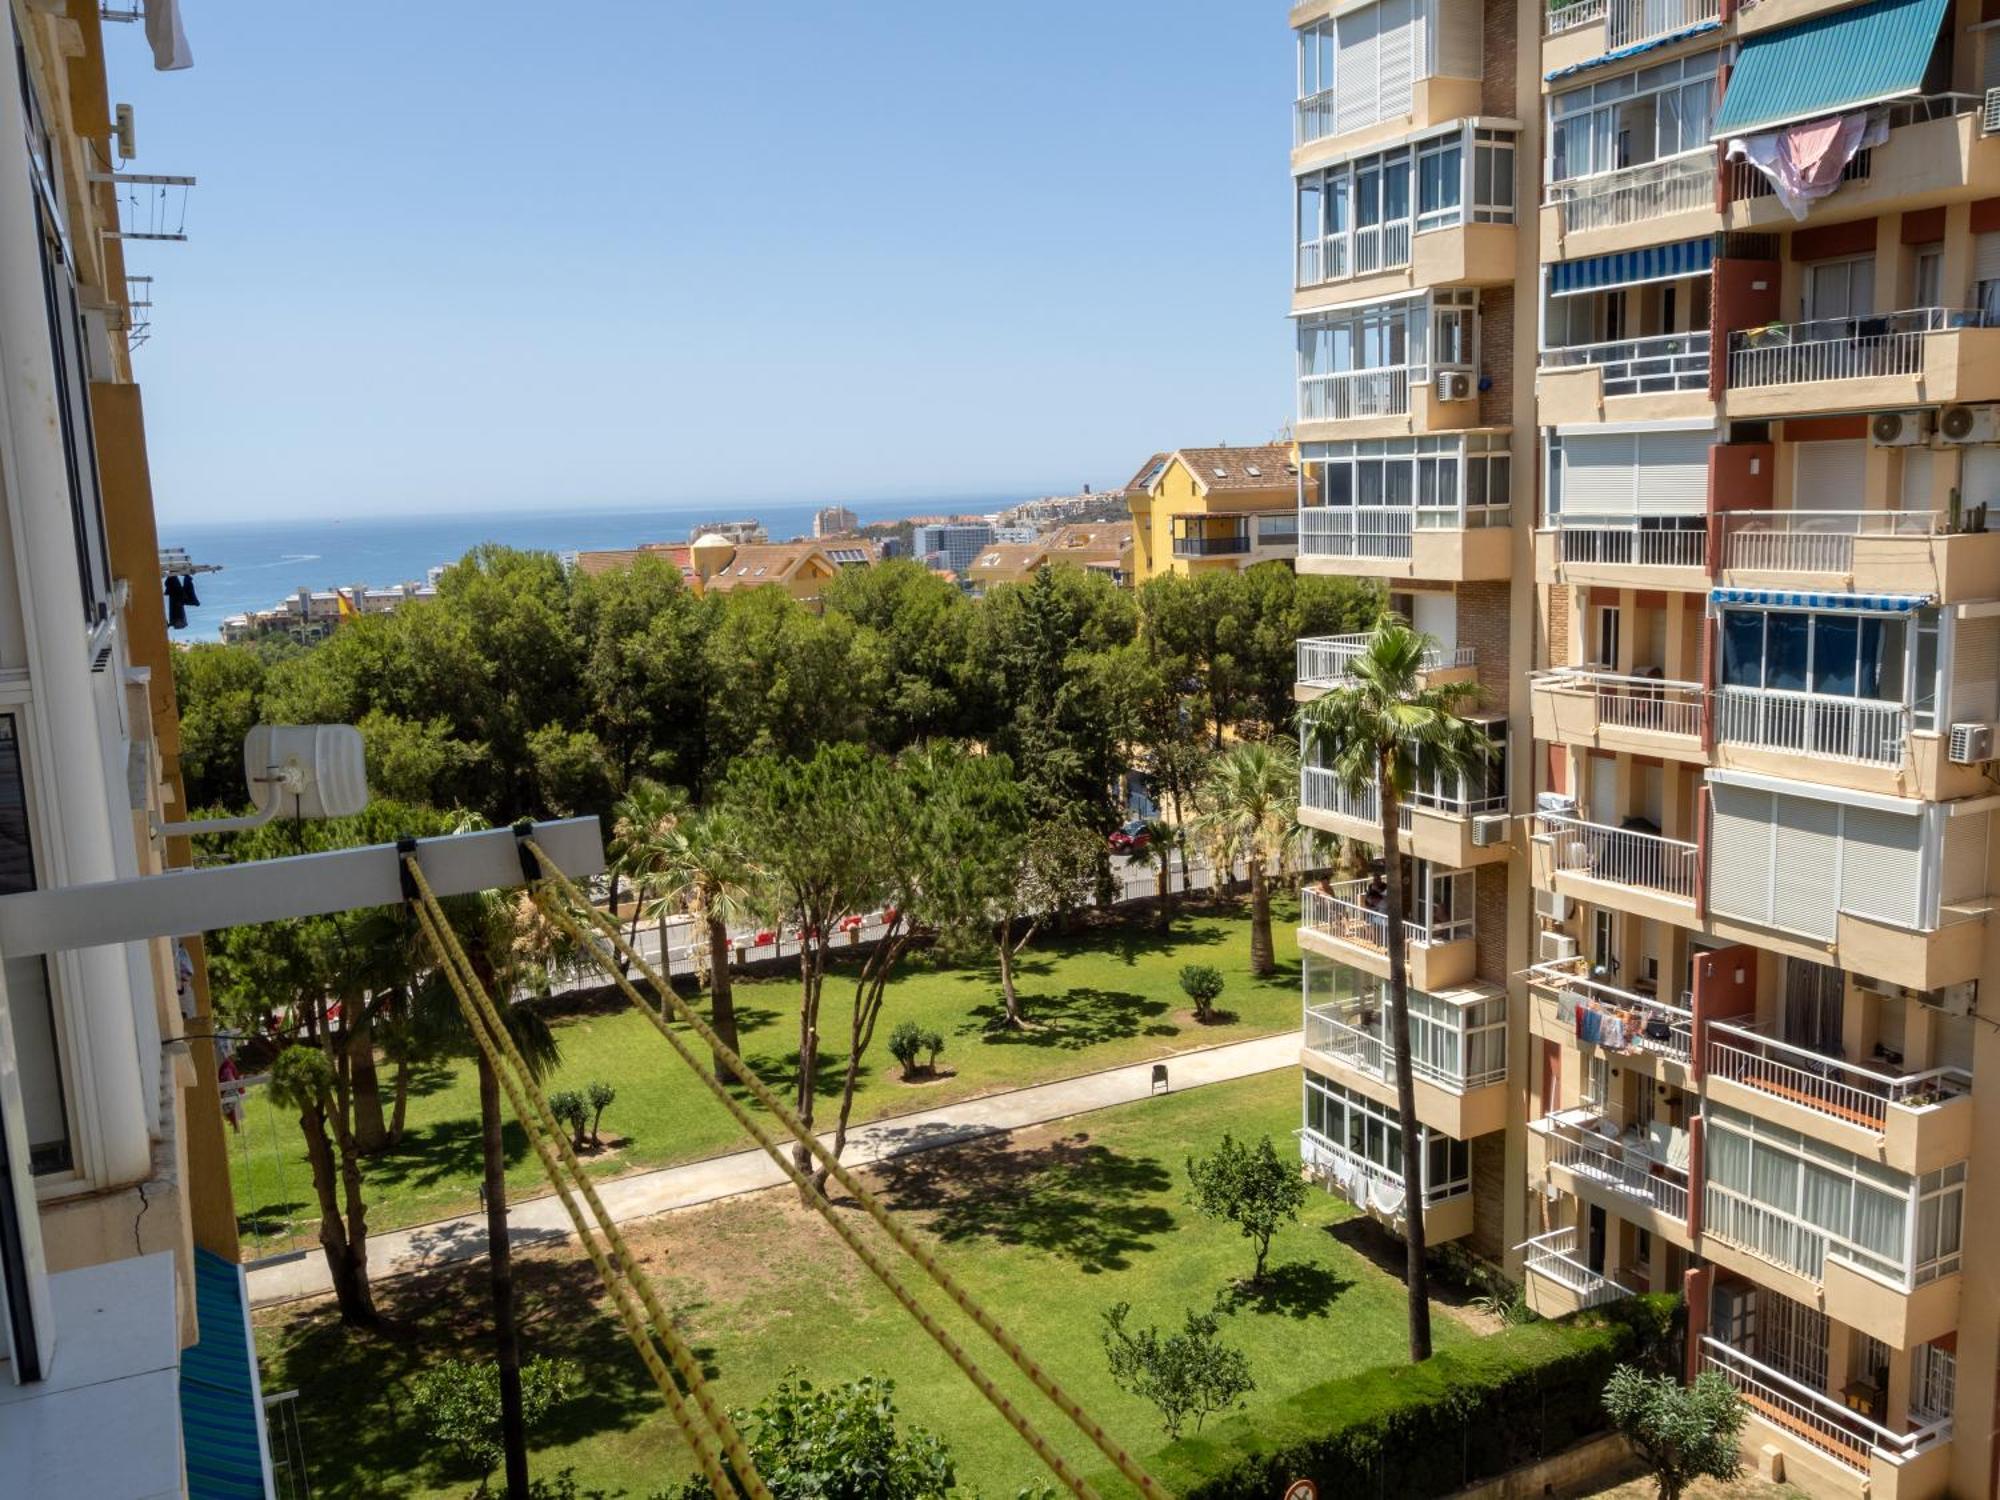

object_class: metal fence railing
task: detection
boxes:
[1556,521,1707,569]
[1532,1109,1690,1222]
[1532,668,1704,738]
[265,1389,313,1500]
[1298,633,1475,686]
[1299,365,1418,423]
[1716,507,1941,574]
[1541,330,1709,395]
[1537,813,1699,899]
[1525,956,1695,1062]
[1701,1337,1951,1473]
[1712,686,1908,765]
[1520,1227,1631,1307]
[1706,1020,1971,1129]
[1727,308,1987,389]
[1545,152,1713,235]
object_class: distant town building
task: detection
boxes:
[991,524,1040,545]
[997,489,1129,531]
[911,521,994,577]
[1123,445,1299,584]
[220,579,440,645]
[685,518,767,546]
[573,535,876,607]
[963,522,1133,597]
[813,505,860,537]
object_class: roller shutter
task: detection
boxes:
[1792,441,1866,512]
[1707,783,1776,927]
[1772,794,1841,939]
[1635,430,1711,517]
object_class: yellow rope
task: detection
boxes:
[525,840,1171,1500]
[404,866,771,1500]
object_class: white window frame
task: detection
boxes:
[1547,50,1720,186]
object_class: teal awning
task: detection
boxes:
[1711,0,1950,137]
[180,1249,270,1497]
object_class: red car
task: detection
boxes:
[1108,818,1152,854]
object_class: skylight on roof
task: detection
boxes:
[1213,468,1228,479]
[1246,465,1262,477]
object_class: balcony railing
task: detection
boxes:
[1555,521,1706,569]
[1352,219,1414,277]
[1727,147,1871,205]
[1727,308,1988,389]
[1541,330,1709,395]
[1545,152,1713,235]
[1532,668,1704,738]
[1302,765,1399,831]
[1532,1108,1691,1222]
[1527,955,1695,1062]
[1301,1127,1471,1213]
[1299,634,1475,686]
[1298,499,1511,559]
[1538,813,1699,900]
[1520,1227,1631,1307]
[1296,87,1336,147]
[1300,366,1418,423]
[1301,876,1475,953]
[1701,1338,1952,1475]
[1544,0,1719,42]
[1707,1019,1971,1131]
[1716,508,1941,574]
[1713,687,1909,766]
[1172,533,1252,557]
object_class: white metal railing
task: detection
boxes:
[1541,330,1709,395]
[1352,219,1414,277]
[1706,1019,1972,1130]
[1305,1001,1507,1092]
[1538,813,1699,899]
[1296,87,1336,147]
[1704,1187,1829,1279]
[1300,366,1418,423]
[1298,634,1475,685]
[1702,1338,1952,1473]
[1299,505,1414,559]
[1545,0,1608,32]
[1532,1108,1691,1222]
[265,1388,312,1500]
[1301,877,1475,951]
[1555,520,1707,569]
[1526,956,1695,1062]
[1545,152,1713,234]
[1727,308,1988,389]
[1532,668,1704,738]
[1986,86,2000,136]
[1713,687,1908,766]
[1543,0,1717,40]
[1520,1227,1631,1307]
[1728,147,1871,205]
[1717,507,1941,574]
[1301,1126,1472,1211]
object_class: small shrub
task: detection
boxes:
[1469,1290,1537,1327]
[1101,1302,1254,1439]
[921,1028,945,1072]
[1185,1133,1308,1282]
[410,1355,581,1476]
[1178,963,1225,1022]
[585,1079,617,1145]
[1604,1364,1745,1500]
[548,1089,589,1151]
[888,1020,925,1080]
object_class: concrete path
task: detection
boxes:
[246,1029,1302,1307]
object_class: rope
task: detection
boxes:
[403,864,771,1500]
[524,840,1171,1500]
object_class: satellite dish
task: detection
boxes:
[155,723,369,839]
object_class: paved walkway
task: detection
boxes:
[246,1030,1302,1307]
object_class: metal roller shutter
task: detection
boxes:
[1336,6,1381,135]
[1563,434,1638,516]
[1772,795,1841,939]
[1635,431,1711,517]
[1835,805,1921,930]
[1792,441,1866,512]
[1707,783,1777,927]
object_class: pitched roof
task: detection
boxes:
[1171,445,1299,493]
[572,544,693,579]
[1044,521,1133,553]
[1121,452,1170,496]
[701,541,843,592]
[967,543,1049,587]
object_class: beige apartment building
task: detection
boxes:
[1285,0,2000,1492]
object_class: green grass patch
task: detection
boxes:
[230,900,1303,1252]
[255,1069,1487,1499]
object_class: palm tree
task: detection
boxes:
[647,805,758,1082]
[1298,617,1489,1364]
[1197,740,1300,977]
[610,778,689,956]
[1140,816,1179,930]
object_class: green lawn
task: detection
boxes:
[231,899,1304,1254]
[256,1070,1480,1500]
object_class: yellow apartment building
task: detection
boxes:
[1124,445,1301,583]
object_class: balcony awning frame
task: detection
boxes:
[1548,236,1714,298]
[1709,586,1936,613]
[1709,0,1951,138]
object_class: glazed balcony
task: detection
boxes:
[1296,634,1476,695]
[1541,152,1714,247]
[1302,969,1508,1139]
[1298,876,1478,991]
[1705,1019,1972,1177]
[1520,1227,1633,1317]
[1299,365,1418,425]
[1536,331,1713,426]
[1528,1105,1693,1246]
[1298,1126,1474,1243]
[1724,308,2000,419]
[1530,669,1706,762]
[1533,812,1700,925]
[1295,499,1513,581]
[1536,519,1709,590]
[1715,509,2000,604]
[1526,956,1695,1078]
[1700,1338,1953,1499]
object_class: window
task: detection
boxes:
[1549,51,1719,183]
[1803,255,1875,322]
[1298,296,1428,377]
[1911,243,1943,308]
[1717,607,1915,705]
[1471,129,1515,223]
[1416,135,1461,231]
[0,718,70,1176]
[1302,434,1511,524]
[1298,18,1335,99]
[1295,126,1517,288]
[1304,1073,1472,1201]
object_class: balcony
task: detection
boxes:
[1295,500,1513,580]
[1530,669,1705,761]
[1715,509,2000,603]
[1542,152,1714,247]
[1172,533,1251,558]
[1519,1227,1633,1318]
[1298,1125,1475,1245]
[1294,87,1335,149]
[1297,634,1476,694]
[1299,877,1478,990]
[1705,1019,1972,1176]
[1526,956,1695,1076]
[1538,519,1708,589]
[1300,764,1510,867]
[1537,332,1712,425]
[1529,1106,1692,1244]
[1542,0,1720,58]
[1713,688,1904,767]
[1533,813,1700,925]
[1299,365,1418,425]
[1724,309,2000,419]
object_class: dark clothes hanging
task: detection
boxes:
[164,573,189,630]
[180,573,200,608]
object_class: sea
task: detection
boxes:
[161,498,1023,641]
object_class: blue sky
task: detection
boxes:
[114,3,1296,524]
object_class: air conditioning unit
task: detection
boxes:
[1939,404,2000,444]
[1470,813,1510,847]
[1538,931,1578,963]
[1435,370,1473,402]
[1870,410,1932,447]
[1985,85,2000,136]
[1535,889,1573,922]
[1948,722,1994,764]
[1930,980,1978,1018]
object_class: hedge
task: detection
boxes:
[1097,1294,1681,1500]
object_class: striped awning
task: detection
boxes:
[1711,587,1935,613]
[1544,18,1721,82]
[1711,0,1950,137]
[1548,236,1713,297]
[180,1249,270,1497]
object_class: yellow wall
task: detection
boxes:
[1126,453,1298,585]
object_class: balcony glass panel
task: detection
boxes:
[1304,955,1505,1091]
[1298,433,1511,556]
[1296,125,1517,289]
[1548,50,1719,187]
[1302,1071,1472,1211]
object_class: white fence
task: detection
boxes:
[1701,1337,1951,1473]
[1298,633,1474,686]
[1713,686,1908,765]
[1299,505,1414,559]
[1546,152,1712,234]
[1538,813,1700,900]
[1299,366,1417,423]
[1556,522,1706,569]
[265,1389,313,1500]
[1533,668,1704,738]
[1533,1110,1690,1222]
[1295,87,1336,147]
[1727,308,1974,389]
[1546,0,1719,42]
[1717,508,1940,574]
[1541,330,1709,395]
[1526,957,1694,1062]
[1519,1227,1630,1307]
[1706,1019,1971,1129]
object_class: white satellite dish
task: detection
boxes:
[155,723,369,838]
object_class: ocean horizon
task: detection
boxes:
[161,496,1037,640]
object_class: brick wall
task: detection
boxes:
[1469,1130,1508,1261]
[1479,285,1514,428]
[1456,580,1512,707]
[1474,862,1509,985]
[1481,0,1517,113]
[1548,583,1570,667]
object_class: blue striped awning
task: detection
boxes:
[1548,236,1713,297]
[1711,587,1935,613]
[1544,19,1721,82]
[1711,0,1950,137]
[180,1249,269,1498]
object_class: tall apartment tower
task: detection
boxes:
[1288,0,2000,1491]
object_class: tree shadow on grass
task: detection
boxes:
[396,1058,457,1101]
[872,1130,1175,1273]
[363,1116,534,1197]
[738,1048,865,1101]
[961,988,1172,1050]
[1325,1217,1479,1310]
[266,1247,684,1499]
[237,1200,308,1241]
[1212,1260,1355,1321]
